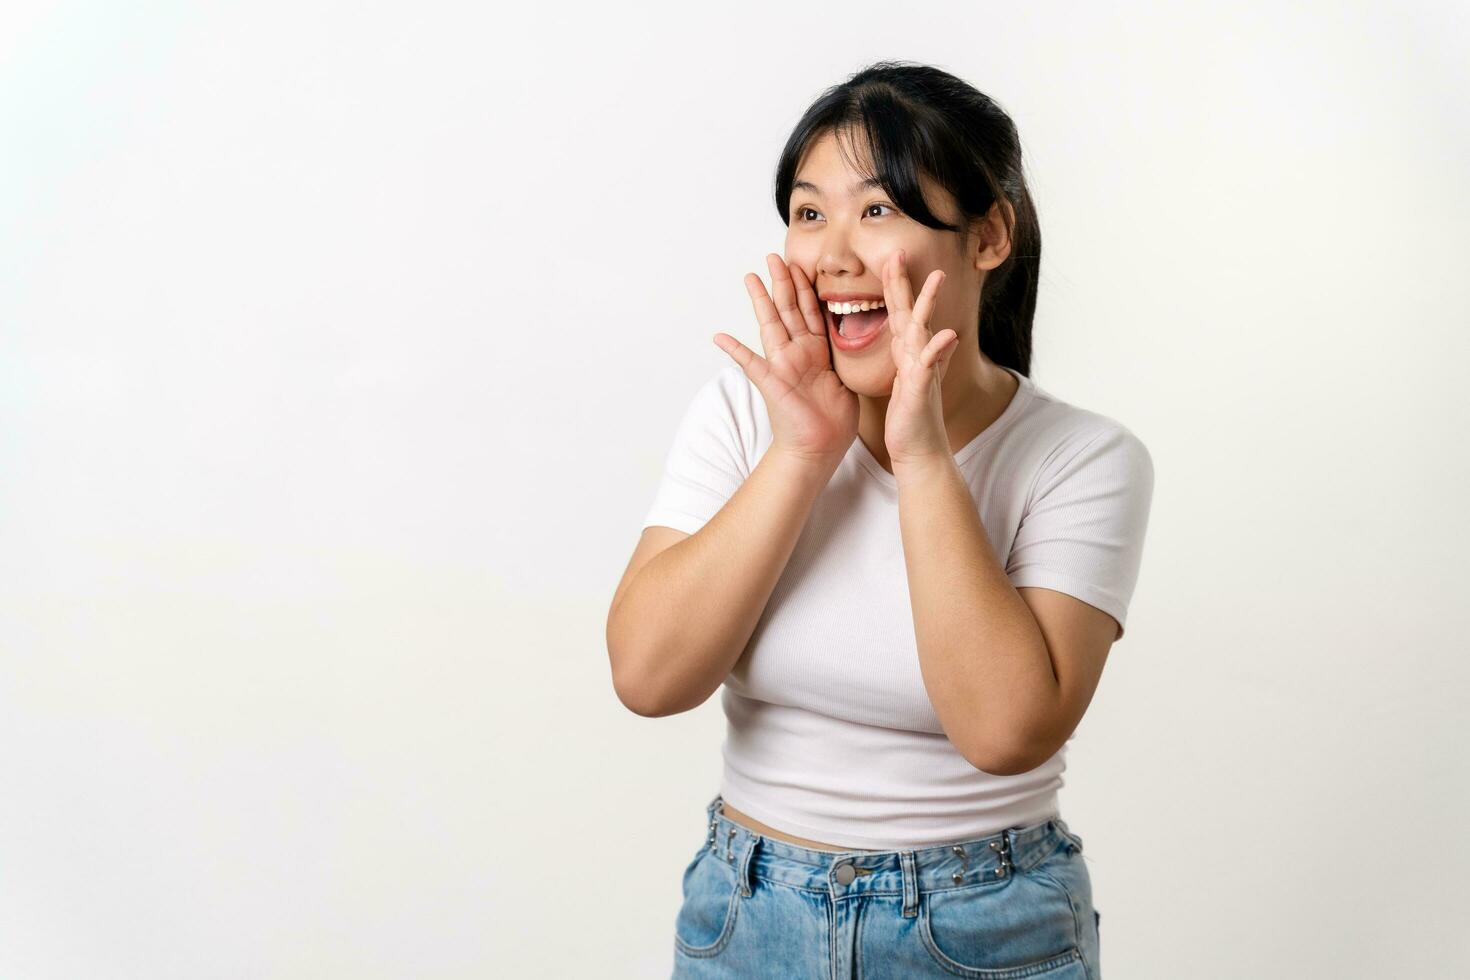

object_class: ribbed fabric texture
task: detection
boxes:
[641,363,1154,849]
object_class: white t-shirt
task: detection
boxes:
[640,362,1155,849]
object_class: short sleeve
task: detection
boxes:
[640,365,754,535]
[1005,425,1155,641]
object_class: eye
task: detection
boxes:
[793,203,897,222]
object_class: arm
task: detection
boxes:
[894,454,1063,774]
[607,447,837,718]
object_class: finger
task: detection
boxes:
[787,262,827,337]
[938,331,959,379]
[883,249,915,329]
[910,269,946,337]
[922,329,958,370]
[884,250,929,358]
[744,270,792,357]
[901,270,946,362]
[765,254,806,343]
[713,332,772,386]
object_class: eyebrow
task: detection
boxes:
[791,176,884,196]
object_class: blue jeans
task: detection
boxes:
[672,794,1102,979]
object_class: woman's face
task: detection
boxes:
[783,128,982,397]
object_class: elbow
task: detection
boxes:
[610,658,668,718]
[608,613,662,717]
[606,615,717,718]
[963,730,1049,777]
[616,684,667,718]
[965,748,1032,778]
[611,659,713,718]
[608,630,684,718]
[608,614,655,714]
[608,637,667,718]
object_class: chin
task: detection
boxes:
[834,360,897,398]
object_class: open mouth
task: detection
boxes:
[828,305,889,352]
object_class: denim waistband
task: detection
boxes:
[699,794,1084,918]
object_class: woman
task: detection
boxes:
[607,61,1153,979]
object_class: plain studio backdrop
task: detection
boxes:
[2,1,1467,977]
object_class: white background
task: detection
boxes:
[2,1,1467,977]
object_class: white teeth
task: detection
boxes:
[825,299,885,315]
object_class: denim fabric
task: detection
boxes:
[671,794,1102,979]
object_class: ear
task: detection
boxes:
[970,198,1014,272]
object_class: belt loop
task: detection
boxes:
[1055,817,1084,855]
[735,832,759,898]
[900,850,919,918]
[705,795,722,849]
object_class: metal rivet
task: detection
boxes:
[988,834,1013,877]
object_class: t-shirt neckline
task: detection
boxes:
[850,365,1034,488]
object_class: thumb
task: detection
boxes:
[713,333,769,386]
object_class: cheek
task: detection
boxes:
[782,252,819,284]
[923,260,957,296]
[887,243,933,279]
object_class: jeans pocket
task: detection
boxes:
[918,879,1086,978]
[673,844,740,958]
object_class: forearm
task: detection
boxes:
[894,454,1058,773]
[609,448,837,717]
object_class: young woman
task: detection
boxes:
[608,61,1153,979]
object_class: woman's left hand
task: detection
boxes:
[883,249,961,469]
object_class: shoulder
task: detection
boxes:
[710,361,760,409]
[672,362,761,429]
[1006,379,1153,501]
[670,362,769,474]
[683,362,760,415]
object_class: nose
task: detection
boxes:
[817,234,865,281]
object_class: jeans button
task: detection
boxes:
[834,863,856,885]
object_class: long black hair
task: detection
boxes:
[774,61,1040,376]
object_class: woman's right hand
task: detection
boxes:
[713,254,859,465]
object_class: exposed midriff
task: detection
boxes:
[718,800,886,853]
